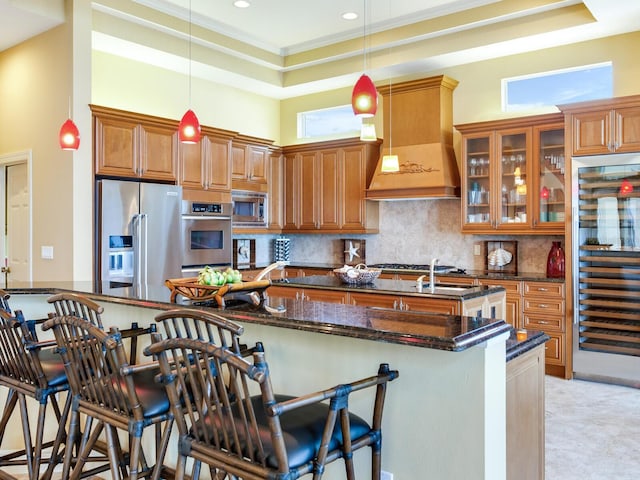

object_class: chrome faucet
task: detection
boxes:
[429,258,439,293]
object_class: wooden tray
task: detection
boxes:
[165,277,271,307]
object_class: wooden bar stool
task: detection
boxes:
[0,308,71,480]
[43,314,174,480]
[145,336,399,480]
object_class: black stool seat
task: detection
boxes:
[119,367,170,419]
[35,348,67,387]
[199,394,371,469]
[146,337,399,480]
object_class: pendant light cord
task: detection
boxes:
[362,0,367,73]
[188,0,192,108]
[389,80,392,153]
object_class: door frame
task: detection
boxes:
[0,150,33,283]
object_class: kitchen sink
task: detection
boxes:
[416,284,476,293]
[433,286,469,292]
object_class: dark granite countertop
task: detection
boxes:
[263,262,565,283]
[505,329,550,362]
[273,275,505,299]
[4,281,550,357]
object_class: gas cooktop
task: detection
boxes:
[369,263,466,274]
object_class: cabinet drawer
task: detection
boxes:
[542,332,565,365]
[522,313,564,332]
[523,281,564,298]
[523,298,565,316]
[435,275,478,286]
[478,279,521,294]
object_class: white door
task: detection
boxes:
[0,153,31,287]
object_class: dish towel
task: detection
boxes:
[597,197,621,247]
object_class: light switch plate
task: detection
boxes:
[474,243,481,256]
[41,246,54,259]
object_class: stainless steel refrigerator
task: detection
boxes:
[571,152,640,386]
[96,179,183,288]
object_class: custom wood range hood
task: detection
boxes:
[366,75,461,200]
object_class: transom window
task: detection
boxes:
[297,105,361,139]
[502,62,613,112]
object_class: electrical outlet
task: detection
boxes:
[474,243,481,256]
[381,471,393,480]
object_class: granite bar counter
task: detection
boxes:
[6,282,547,480]
[4,280,525,353]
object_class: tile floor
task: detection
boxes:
[545,375,640,480]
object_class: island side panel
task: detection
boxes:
[240,322,508,480]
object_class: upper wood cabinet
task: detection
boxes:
[267,148,284,231]
[282,138,381,233]
[456,113,565,235]
[179,129,234,194]
[231,136,272,192]
[92,105,178,182]
[560,94,640,156]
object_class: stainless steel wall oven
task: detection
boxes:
[181,200,232,275]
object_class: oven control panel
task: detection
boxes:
[182,201,232,217]
[192,202,223,214]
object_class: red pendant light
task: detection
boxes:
[179,109,201,143]
[352,74,378,117]
[59,118,80,150]
[59,97,80,150]
[179,0,201,144]
[620,178,634,195]
[351,0,377,117]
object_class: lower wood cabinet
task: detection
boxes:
[349,292,459,314]
[478,277,567,378]
[523,281,566,377]
[478,278,521,328]
[266,286,347,304]
[506,343,545,480]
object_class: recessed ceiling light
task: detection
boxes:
[234,0,251,8]
[342,12,359,21]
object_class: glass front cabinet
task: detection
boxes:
[457,113,565,235]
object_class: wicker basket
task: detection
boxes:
[333,264,382,285]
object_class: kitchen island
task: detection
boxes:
[5,282,547,480]
[268,274,507,319]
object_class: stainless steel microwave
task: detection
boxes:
[232,191,267,227]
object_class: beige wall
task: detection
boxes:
[91,51,281,145]
[0,23,76,281]
[280,31,640,146]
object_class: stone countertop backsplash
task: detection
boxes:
[234,199,565,275]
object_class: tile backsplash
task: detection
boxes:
[235,199,564,274]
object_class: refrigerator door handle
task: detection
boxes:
[572,205,579,324]
[131,213,141,284]
[140,213,148,285]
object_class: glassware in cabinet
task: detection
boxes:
[535,125,565,227]
[497,130,530,228]
[463,135,491,227]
